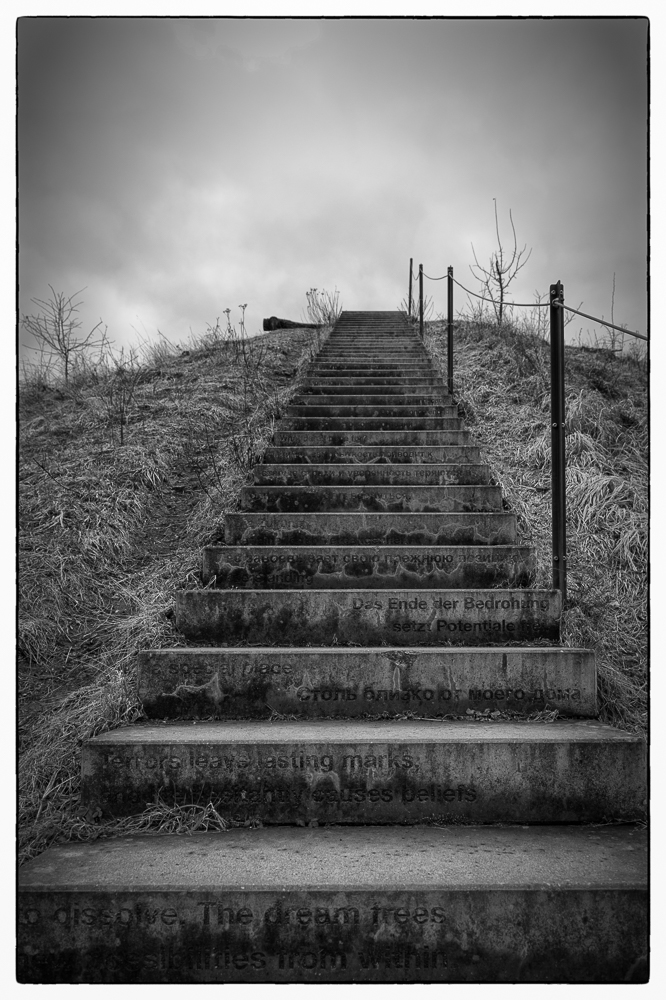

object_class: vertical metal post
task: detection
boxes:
[419,264,424,340]
[550,281,566,603]
[447,266,454,396]
[408,258,413,318]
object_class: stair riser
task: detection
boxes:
[18,885,647,984]
[280,419,463,431]
[240,485,501,512]
[138,647,597,719]
[202,547,532,590]
[253,466,491,486]
[271,431,470,446]
[175,589,561,646]
[220,513,515,546]
[294,395,452,407]
[315,356,430,363]
[80,735,645,823]
[304,378,447,386]
[308,371,437,378]
[300,385,448,395]
[285,407,457,418]
[317,347,428,354]
[263,447,478,465]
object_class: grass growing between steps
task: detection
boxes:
[18,323,329,864]
[425,319,647,736]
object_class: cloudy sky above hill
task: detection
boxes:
[18,16,648,351]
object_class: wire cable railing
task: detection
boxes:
[405,256,647,605]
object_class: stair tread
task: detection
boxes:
[89,718,638,744]
[19,825,647,890]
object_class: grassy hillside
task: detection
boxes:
[425,318,647,736]
[18,312,647,864]
[18,323,329,863]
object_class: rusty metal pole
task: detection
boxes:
[408,258,413,318]
[419,264,424,340]
[550,281,566,603]
[447,266,454,396]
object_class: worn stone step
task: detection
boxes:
[306,371,438,382]
[309,365,435,373]
[202,545,532,591]
[281,418,463,431]
[175,588,560,646]
[18,825,648,983]
[305,376,447,386]
[253,464,491,486]
[320,346,424,352]
[240,485,501,512]
[262,445,479,464]
[310,359,434,367]
[138,646,596,719]
[272,430,469,447]
[317,345,427,352]
[285,405,457,418]
[316,354,429,362]
[300,383,448,395]
[293,394,452,407]
[78,719,646,824]
[220,511,515,546]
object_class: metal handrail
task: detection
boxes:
[406,257,648,603]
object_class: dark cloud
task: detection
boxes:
[18,17,648,350]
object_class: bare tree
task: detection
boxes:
[96,345,144,446]
[21,286,107,383]
[470,200,532,327]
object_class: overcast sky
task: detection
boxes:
[18,16,648,352]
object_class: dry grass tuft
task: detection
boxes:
[425,317,647,735]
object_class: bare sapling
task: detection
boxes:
[21,286,107,383]
[470,200,532,327]
[97,345,144,445]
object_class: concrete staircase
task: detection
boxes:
[18,311,647,983]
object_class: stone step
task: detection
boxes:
[262,445,479,465]
[175,588,561,645]
[272,430,470,447]
[321,345,424,351]
[300,383,448,395]
[293,394,453,407]
[220,511,515,546]
[307,371,438,381]
[311,358,434,366]
[202,546,532,590]
[138,646,596,719]
[285,405,457,418]
[280,418,463,431]
[317,344,427,351]
[17,826,648,983]
[310,365,435,373]
[78,719,646,823]
[316,358,429,363]
[240,485,502,512]
[253,464,491,486]
[304,377,447,386]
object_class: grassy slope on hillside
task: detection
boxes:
[18,314,647,864]
[18,324,328,863]
[426,319,647,735]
